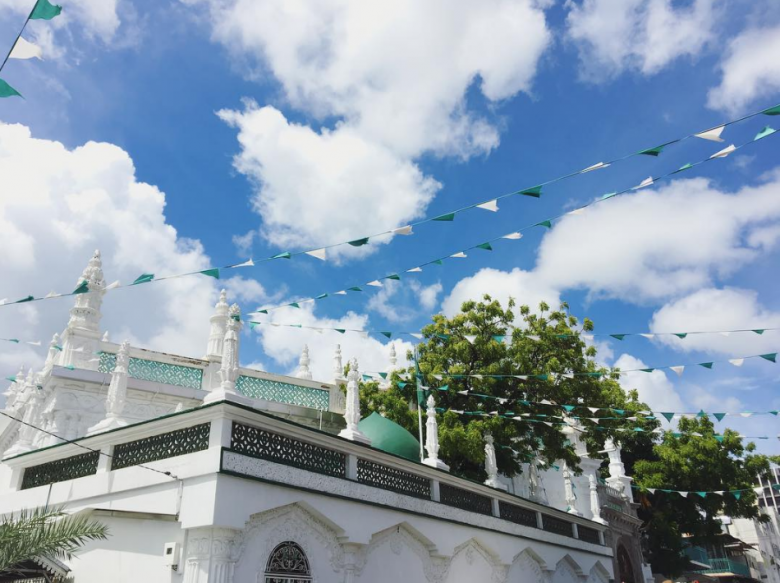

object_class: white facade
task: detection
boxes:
[0,252,653,583]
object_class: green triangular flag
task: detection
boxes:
[348,237,369,247]
[248,321,259,329]
[715,435,724,442]
[613,409,625,415]
[6,339,19,343]
[491,335,505,343]
[696,410,706,418]
[533,374,548,381]
[31,0,62,19]
[272,251,291,259]
[699,362,714,369]
[432,259,444,265]
[755,126,776,140]
[347,286,363,292]
[288,302,300,309]
[0,78,22,98]
[633,427,644,432]
[436,334,451,341]
[760,353,777,363]
[770,411,779,416]
[433,213,455,222]
[5,376,16,382]
[661,412,674,422]
[72,280,89,294]
[675,163,693,173]
[763,105,780,116]
[476,242,493,251]
[640,368,655,373]
[362,374,372,381]
[132,273,154,285]
[334,329,345,334]
[15,296,34,303]
[255,309,268,314]
[315,293,328,299]
[733,491,741,499]
[519,185,542,197]
[672,432,682,438]
[752,329,765,335]
[638,145,664,156]
[438,385,449,392]
[397,382,408,389]
[200,268,220,279]
[673,333,688,339]
[378,372,388,380]
[536,220,552,228]
[714,412,726,421]
[380,331,392,338]
[587,372,603,378]
[696,491,707,498]
[563,405,576,412]
[610,334,626,340]
[386,274,401,280]
[600,192,617,200]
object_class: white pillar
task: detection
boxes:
[6,370,45,456]
[182,528,239,583]
[589,473,607,525]
[338,359,371,444]
[422,395,449,471]
[204,304,243,404]
[332,344,344,384]
[88,340,130,434]
[483,434,507,490]
[296,344,313,380]
[563,462,581,516]
[206,290,229,361]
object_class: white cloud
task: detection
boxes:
[218,103,440,256]
[250,303,413,381]
[534,174,780,303]
[686,384,743,413]
[192,0,552,257]
[442,267,560,316]
[365,280,442,324]
[411,281,443,312]
[566,0,720,80]
[0,122,222,378]
[649,287,780,355]
[614,353,685,412]
[707,24,780,113]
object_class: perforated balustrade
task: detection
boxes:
[439,483,493,515]
[98,352,203,390]
[356,459,431,499]
[499,501,538,528]
[21,451,100,490]
[111,423,211,470]
[236,375,330,410]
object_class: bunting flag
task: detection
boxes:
[3,109,780,311]
[0,78,21,98]
[633,483,776,500]
[9,37,42,60]
[30,0,62,19]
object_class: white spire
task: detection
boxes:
[422,394,449,471]
[206,289,229,360]
[88,340,130,434]
[3,365,26,412]
[102,331,109,342]
[389,343,397,369]
[483,434,507,490]
[296,344,313,380]
[204,304,243,404]
[338,359,371,444]
[6,371,45,456]
[66,249,106,333]
[332,344,344,384]
[589,473,607,525]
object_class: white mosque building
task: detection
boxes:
[0,251,654,583]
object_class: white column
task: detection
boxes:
[422,395,449,471]
[589,473,607,525]
[88,340,130,435]
[206,290,229,361]
[338,359,371,444]
[204,304,243,404]
[182,528,239,583]
[332,344,344,384]
[563,462,581,516]
[483,434,507,490]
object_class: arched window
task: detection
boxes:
[264,541,312,583]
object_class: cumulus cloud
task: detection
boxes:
[250,303,413,381]
[614,354,685,412]
[566,0,720,80]
[191,0,552,257]
[707,24,780,113]
[649,288,780,355]
[0,122,222,378]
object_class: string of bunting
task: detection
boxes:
[0,110,778,310]
[631,483,779,500]
[0,0,62,98]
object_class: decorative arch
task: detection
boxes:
[507,548,548,583]
[264,541,312,583]
[552,554,585,583]
[616,544,636,583]
[445,538,507,583]
[356,523,446,582]
[587,561,611,583]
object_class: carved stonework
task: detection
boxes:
[508,549,548,583]
[183,527,240,583]
[66,249,106,333]
[87,340,130,434]
[563,463,581,516]
[338,359,370,444]
[355,525,448,583]
[296,344,313,380]
[483,434,506,490]
[447,539,508,583]
[206,289,229,360]
[204,304,242,404]
[423,395,448,471]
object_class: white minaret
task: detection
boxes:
[3,365,26,413]
[60,250,106,371]
[205,289,229,361]
[338,359,371,444]
[296,345,313,380]
[204,304,242,404]
[483,434,507,490]
[332,344,344,384]
[602,437,633,499]
[6,370,45,456]
[422,394,449,471]
[88,340,131,434]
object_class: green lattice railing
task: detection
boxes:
[99,352,203,390]
[236,375,329,410]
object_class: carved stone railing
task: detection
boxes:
[542,514,575,538]
[98,351,204,390]
[598,483,631,514]
[21,451,100,490]
[357,458,431,499]
[111,423,211,470]
[235,375,330,410]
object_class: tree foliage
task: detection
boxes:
[0,505,108,572]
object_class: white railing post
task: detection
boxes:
[97,444,114,473]
[491,498,500,518]
[572,523,579,539]
[346,454,358,480]
[431,479,440,502]
[209,417,233,449]
[536,512,544,530]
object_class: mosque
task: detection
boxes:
[0,251,653,583]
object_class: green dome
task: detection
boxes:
[358,412,420,462]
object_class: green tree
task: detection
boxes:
[0,506,108,572]
[633,416,773,577]
[360,295,657,480]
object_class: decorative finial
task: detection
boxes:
[483,433,507,490]
[87,340,130,434]
[564,462,581,515]
[422,394,449,470]
[333,344,344,383]
[205,290,231,361]
[102,331,109,342]
[338,358,371,444]
[389,343,397,368]
[296,344,313,380]
[204,303,242,403]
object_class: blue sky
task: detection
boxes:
[1,0,780,450]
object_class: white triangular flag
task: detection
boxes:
[755,487,764,495]
[691,432,702,437]
[45,291,62,298]
[740,412,753,418]
[358,331,369,339]
[634,176,654,190]
[589,418,600,423]
[464,335,477,344]
[450,252,467,258]
[710,144,736,159]
[367,280,383,287]
[434,374,443,381]
[335,290,347,295]
[581,161,609,173]
[581,334,594,341]
[562,373,575,379]
[514,375,528,380]
[639,333,655,339]
[502,232,522,240]
[458,390,469,396]
[679,491,688,498]
[729,358,744,367]
[567,208,586,216]
[409,333,423,339]
[392,225,413,236]
[9,36,42,60]
[476,199,499,212]
[0,299,6,305]
[544,422,554,427]
[695,125,725,142]
[719,331,732,337]
[588,407,599,413]
[670,365,685,377]
[233,258,255,268]
[525,335,540,341]
[648,488,656,494]
[106,281,121,290]
[406,267,422,273]
[26,340,42,346]
[472,374,483,380]
[305,248,327,261]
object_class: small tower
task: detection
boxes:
[422,394,449,470]
[60,250,106,371]
[204,304,243,404]
[483,434,507,490]
[296,345,313,380]
[338,359,371,444]
[6,370,45,456]
[205,289,229,361]
[88,340,130,434]
[332,344,344,384]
